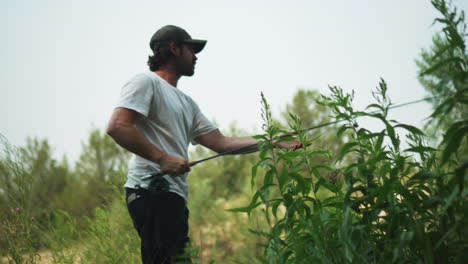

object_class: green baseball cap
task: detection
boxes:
[149,25,207,54]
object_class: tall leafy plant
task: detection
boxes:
[232,0,467,262]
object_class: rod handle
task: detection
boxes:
[141,161,197,180]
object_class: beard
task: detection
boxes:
[182,65,195,76]
[177,61,195,76]
[175,49,196,76]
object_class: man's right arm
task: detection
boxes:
[106,107,190,175]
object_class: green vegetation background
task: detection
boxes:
[1,0,466,263]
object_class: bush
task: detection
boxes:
[80,192,140,264]
[234,76,467,263]
[233,1,467,262]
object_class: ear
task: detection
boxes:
[169,42,181,56]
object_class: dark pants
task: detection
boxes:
[125,187,190,264]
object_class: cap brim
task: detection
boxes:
[184,39,207,54]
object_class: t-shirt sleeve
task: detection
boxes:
[191,102,218,144]
[116,73,153,117]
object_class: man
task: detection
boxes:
[107,25,300,263]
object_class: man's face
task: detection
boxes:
[174,44,197,76]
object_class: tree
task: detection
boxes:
[75,128,130,183]
[416,35,468,135]
[187,123,266,262]
[0,136,70,217]
[0,135,71,254]
[72,128,130,210]
[415,0,467,162]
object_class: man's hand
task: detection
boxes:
[275,140,303,150]
[158,154,191,176]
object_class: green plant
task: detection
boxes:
[416,0,468,149]
[232,1,467,262]
[46,210,81,264]
[234,76,467,263]
[80,192,140,264]
[0,135,42,263]
[1,207,41,264]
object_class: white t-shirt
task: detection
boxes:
[116,71,217,201]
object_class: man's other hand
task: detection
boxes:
[275,140,303,150]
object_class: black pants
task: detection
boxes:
[126,187,190,264]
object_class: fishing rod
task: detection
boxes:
[187,95,440,165]
[143,94,439,180]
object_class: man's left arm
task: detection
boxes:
[194,129,301,154]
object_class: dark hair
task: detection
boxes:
[147,43,181,71]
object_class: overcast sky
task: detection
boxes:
[2,0,467,162]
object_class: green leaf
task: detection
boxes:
[374,130,385,151]
[408,170,434,182]
[227,191,261,213]
[251,161,262,188]
[259,184,276,202]
[322,177,339,193]
[278,166,289,190]
[357,128,372,138]
[303,201,313,216]
[314,175,338,193]
[422,57,465,75]
[281,250,294,263]
[280,150,305,160]
[259,148,269,160]
[442,120,468,143]
[383,120,399,150]
[337,125,349,136]
[252,134,267,140]
[338,142,359,161]
[283,193,294,207]
[431,98,454,118]
[264,169,275,186]
[353,111,369,117]
[440,187,459,215]
[360,131,382,140]
[441,125,467,164]
[395,124,425,136]
[404,146,437,153]
[310,166,321,179]
[291,172,311,195]
[314,177,324,194]
[366,103,384,111]
[270,199,283,218]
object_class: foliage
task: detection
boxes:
[416,0,468,141]
[80,196,140,264]
[75,128,129,184]
[72,129,130,215]
[0,129,130,259]
[419,0,468,164]
[1,1,466,263]
[46,210,81,264]
[0,136,51,261]
[234,77,467,263]
[187,123,266,263]
[0,207,41,263]
[232,1,468,263]
[0,136,70,221]
[281,89,347,156]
